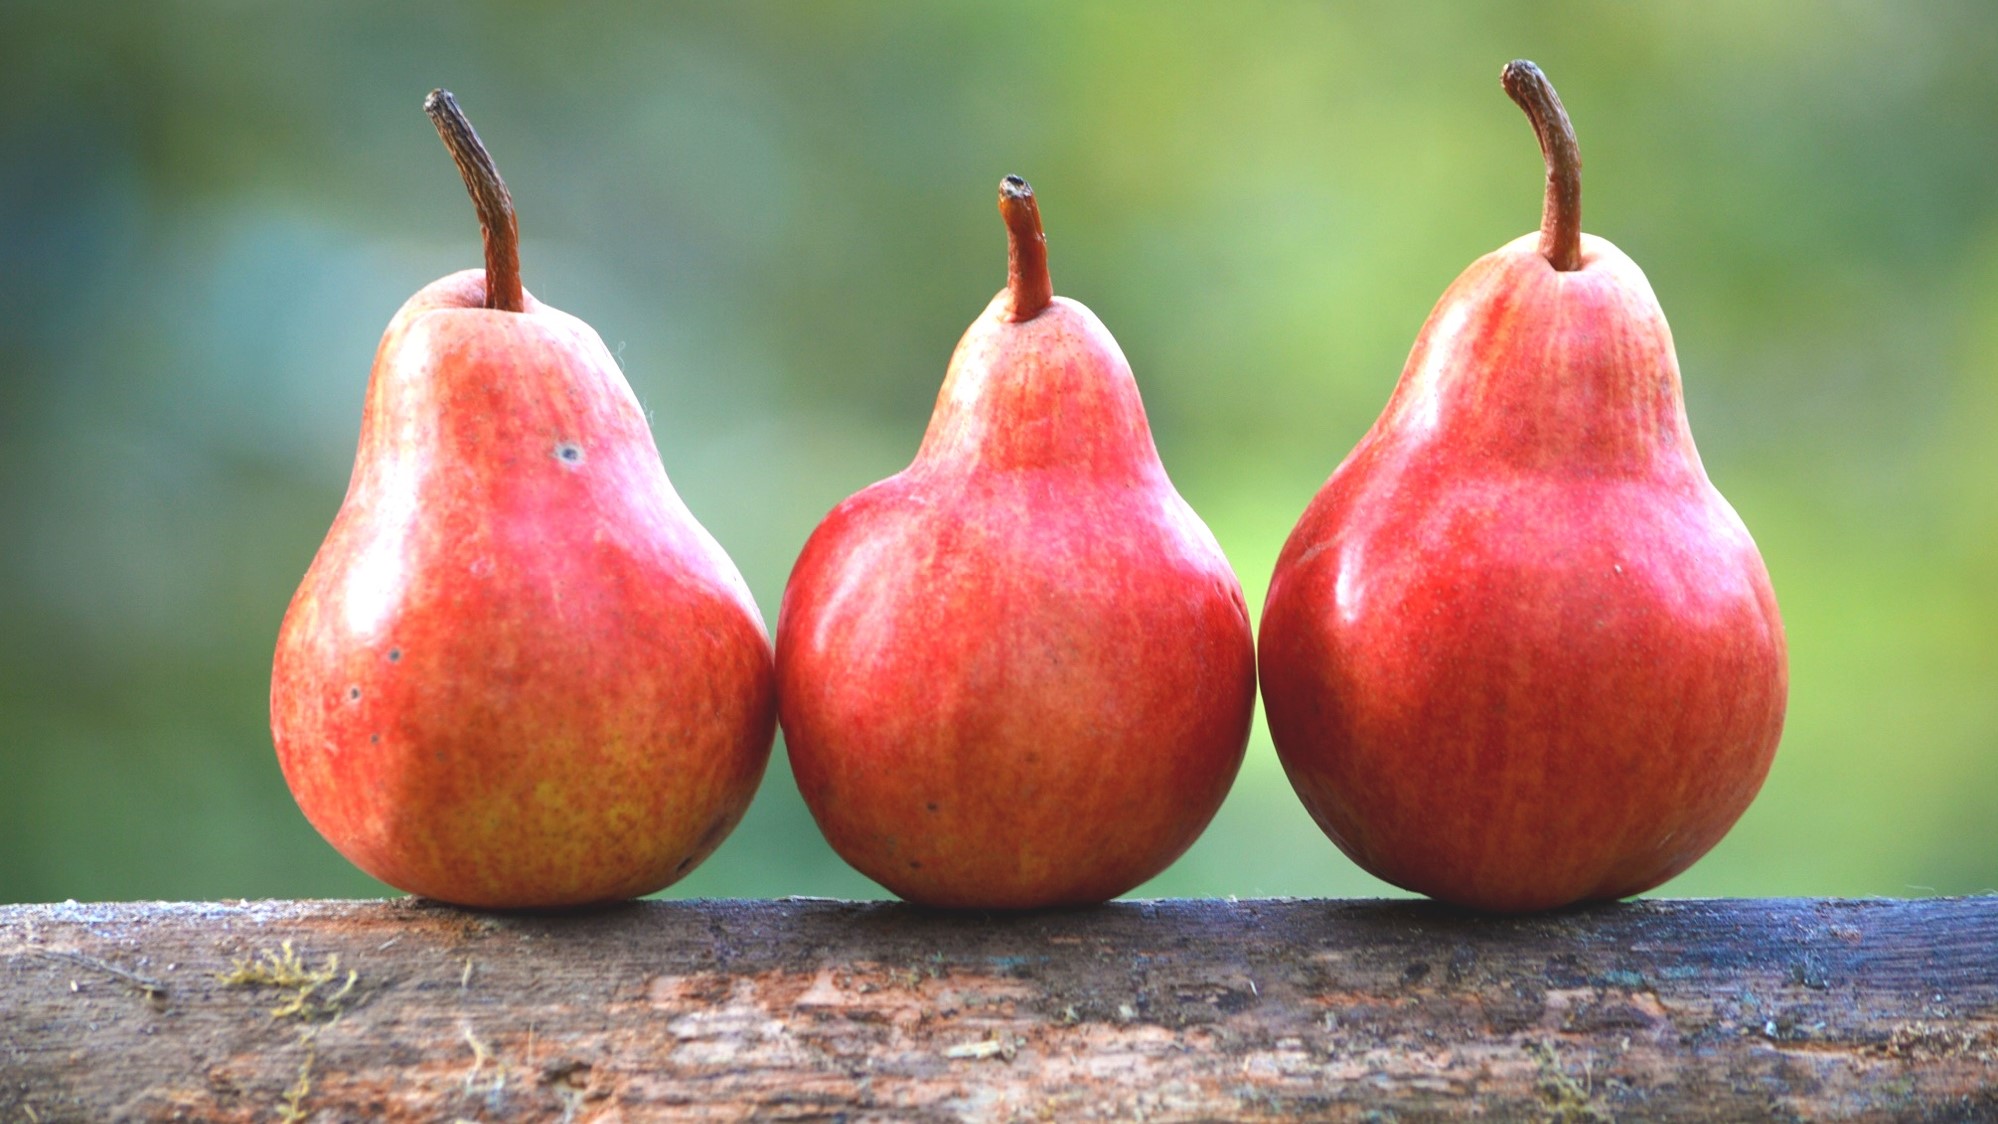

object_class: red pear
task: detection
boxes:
[775,176,1256,909]
[271,91,775,908]
[1258,62,1787,912]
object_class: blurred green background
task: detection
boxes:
[3,3,1995,905]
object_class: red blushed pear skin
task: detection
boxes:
[1257,62,1787,913]
[775,176,1257,909]
[270,91,775,909]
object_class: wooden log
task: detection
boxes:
[1,897,1993,1122]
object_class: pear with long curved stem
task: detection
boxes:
[1258,61,1787,912]
[775,176,1257,909]
[271,90,776,908]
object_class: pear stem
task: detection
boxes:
[424,89,525,313]
[1501,60,1583,272]
[999,175,1052,321]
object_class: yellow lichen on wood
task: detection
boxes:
[1528,1039,1613,1124]
[275,1036,315,1123]
[216,939,357,1020]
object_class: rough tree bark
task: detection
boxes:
[1,897,1993,1122]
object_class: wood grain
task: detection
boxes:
[2,897,1994,1121]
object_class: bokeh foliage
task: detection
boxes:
[3,3,1995,903]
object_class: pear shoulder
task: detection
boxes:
[1479,231,1664,304]
[918,292,1160,479]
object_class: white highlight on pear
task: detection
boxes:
[1400,298,1476,437]
[341,470,420,640]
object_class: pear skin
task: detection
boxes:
[1259,63,1787,912]
[776,177,1256,909]
[272,92,774,908]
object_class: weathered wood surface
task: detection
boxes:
[1,897,1993,1122]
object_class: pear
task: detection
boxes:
[775,176,1256,909]
[1258,62,1787,912]
[271,91,775,908]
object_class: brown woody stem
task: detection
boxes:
[998,175,1052,321]
[1500,60,1582,272]
[424,89,524,312]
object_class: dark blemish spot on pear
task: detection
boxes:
[926,802,940,813]
[370,734,380,744]
[909,860,923,870]
[695,816,730,854]
[555,442,584,466]
[347,686,361,702]
[388,648,402,662]
[675,855,694,875]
